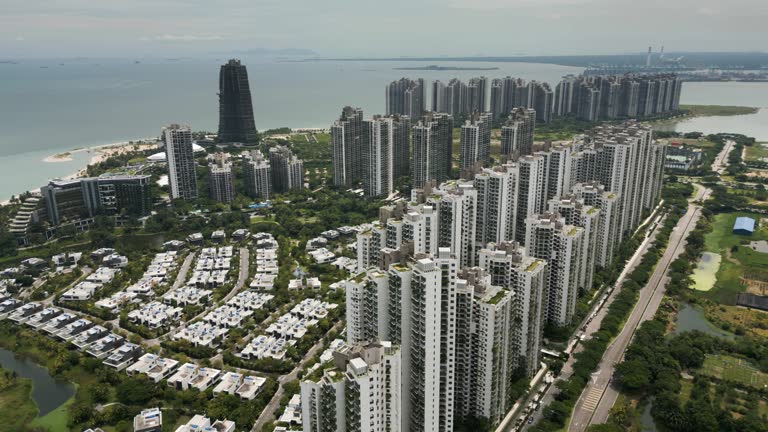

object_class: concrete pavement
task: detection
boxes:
[569,186,708,431]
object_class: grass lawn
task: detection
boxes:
[679,378,694,404]
[699,354,768,389]
[0,374,38,431]
[679,104,759,117]
[666,137,717,149]
[250,216,280,225]
[290,133,331,163]
[744,143,768,163]
[700,212,768,304]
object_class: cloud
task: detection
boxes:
[444,0,592,10]
[14,36,25,41]
[696,7,719,16]
[140,34,223,41]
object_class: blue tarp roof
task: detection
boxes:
[734,217,756,233]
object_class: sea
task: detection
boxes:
[1,58,768,201]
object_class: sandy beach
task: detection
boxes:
[39,139,159,171]
[85,141,159,166]
[42,152,74,163]
[41,138,158,166]
[0,139,161,207]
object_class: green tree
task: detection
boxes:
[116,377,155,405]
[615,359,651,391]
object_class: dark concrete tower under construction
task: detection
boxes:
[218,59,258,143]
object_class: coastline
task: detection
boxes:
[0,138,158,207]
[40,138,158,167]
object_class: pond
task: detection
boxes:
[118,232,165,251]
[691,252,721,291]
[674,303,736,340]
[0,347,75,416]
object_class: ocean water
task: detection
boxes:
[1,58,767,200]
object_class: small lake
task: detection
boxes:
[0,347,75,416]
[674,303,736,339]
[691,252,721,291]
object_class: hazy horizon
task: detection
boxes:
[2,0,767,59]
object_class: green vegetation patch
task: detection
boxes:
[29,396,74,432]
[698,354,768,389]
[0,368,38,431]
[679,104,759,117]
[743,143,768,163]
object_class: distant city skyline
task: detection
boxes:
[2,0,766,58]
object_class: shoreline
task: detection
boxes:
[40,138,158,167]
[0,138,158,206]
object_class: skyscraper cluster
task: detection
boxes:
[331,107,412,196]
[164,124,304,204]
[305,122,666,432]
[431,77,489,116]
[391,73,682,128]
[218,59,258,143]
[554,73,683,122]
[386,78,426,119]
[490,77,554,123]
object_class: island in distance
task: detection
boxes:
[393,64,500,71]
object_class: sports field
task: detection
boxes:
[699,354,768,389]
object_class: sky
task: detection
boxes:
[1,0,766,58]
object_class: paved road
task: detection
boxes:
[128,248,248,347]
[41,267,93,305]
[186,247,250,322]
[569,186,709,431]
[519,209,666,431]
[251,320,345,431]
[222,247,250,304]
[171,251,197,291]
[712,139,735,174]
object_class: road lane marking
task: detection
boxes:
[583,387,604,412]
